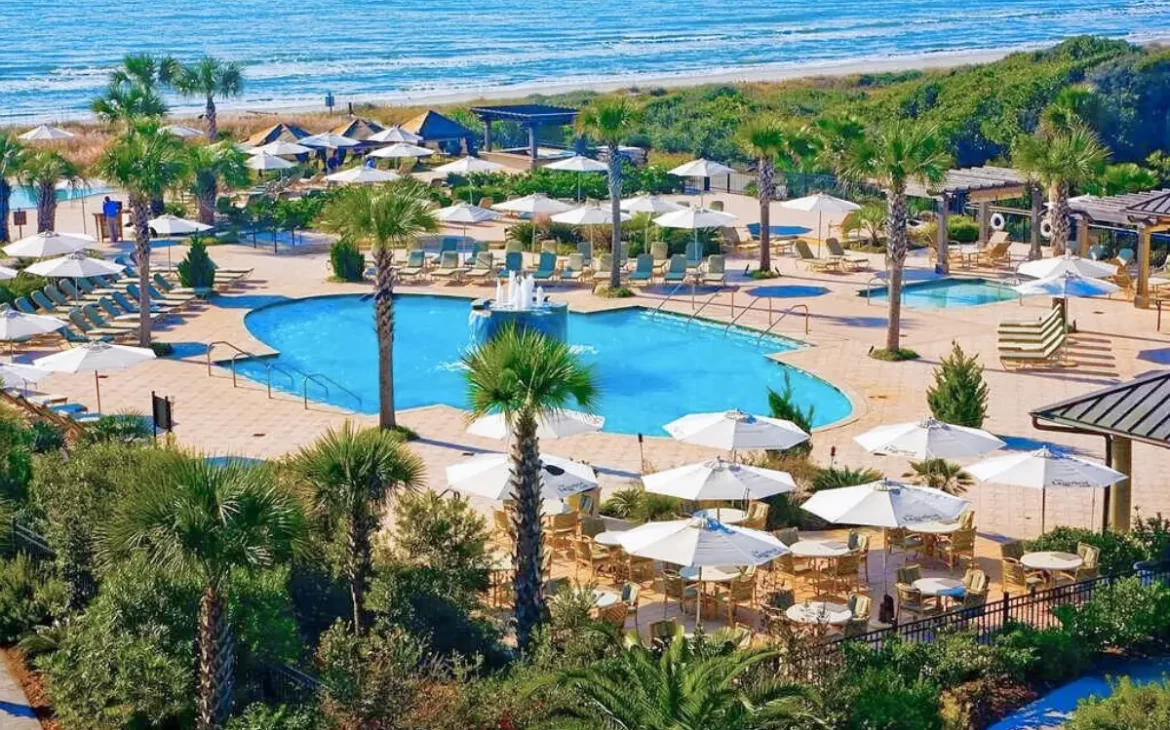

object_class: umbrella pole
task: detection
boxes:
[94,370,102,413]
[1041,487,1046,535]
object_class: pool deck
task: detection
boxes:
[23,194,1170,592]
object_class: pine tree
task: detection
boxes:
[927,342,989,427]
[767,373,814,456]
[178,237,217,291]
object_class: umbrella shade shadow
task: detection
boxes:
[211,295,290,310]
[1137,348,1170,365]
[996,434,1090,457]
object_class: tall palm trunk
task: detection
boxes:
[0,182,11,242]
[372,246,397,429]
[607,145,623,291]
[756,157,775,272]
[1049,180,1070,256]
[131,194,153,346]
[197,582,234,730]
[205,97,218,142]
[196,174,217,226]
[885,183,909,353]
[347,504,375,634]
[510,409,545,650]
[36,182,56,232]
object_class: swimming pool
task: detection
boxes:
[8,185,111,211]
[862,278,1017,309]
[232,294,853,435]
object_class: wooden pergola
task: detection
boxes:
[1069,188,1170,307]
[469,104,578,169]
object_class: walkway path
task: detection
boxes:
[0,652,40,730]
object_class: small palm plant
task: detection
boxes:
[20,149,81,233]
[463,326,598,651]
[903,459,974,496]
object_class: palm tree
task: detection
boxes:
[91,54,178,125]
[840,202,887,249]
[540,628,823,730]
[739,118,810,273]
[837,121,952,354]
[903,459,974,495]
[93,120,187,346]
[184,142,248,225]
[1013,124,1109,257]
[319,180,438,429]
[20,150,81,233]
[103,456,303,730]
[292,422,423,633]
[462,326,598,650]
[577,98,641,291]
[174,57,244,141]
[0,133,27,243]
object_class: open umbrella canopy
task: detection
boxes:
[299,132,360,149]
[642,457,796,501]
[965,447,1125,490]
[161,124,203,139]
[779,192,861,215]
[34,341,155,373]
[251,141,313,156]
[19,125,74,141]
[0,267,17,281]
[432,156,506,175]
[1013,270,1120,299]
[669,158,735,178]
[855,417,1005,460]
[245,153,296,171]
[0,307,66,341]
[445,452,598,501]
[664,409,809,451]
[0,361,51,388]
[620,517,788,567]
[621,194,685,215]
[653,207,738,229]
[545,155,608,173]
[369,142,433,159]
[148,214,211,236]
[1018,252,1117,281]
[324,167,402,185]
[493,193,573,216]
[801,479,969,528]
[4,231,94,258]
[436,202,499,225]
[466,409,603,440]
[368,126,423,144]
[25,252,123,279]
[551,205,630,226]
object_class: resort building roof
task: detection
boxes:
[1069,188,1170,226]
[903,165,1029,201]
[400,110,474,142]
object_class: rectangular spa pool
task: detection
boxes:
[860,277,1018,309]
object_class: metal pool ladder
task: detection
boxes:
[303,373,363,411]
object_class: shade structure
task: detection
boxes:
[620,517,788,567]
[34,341,155,413]
[432,156,506,175]
[620,194,685,215]
[492,193,573,216]
[368,126,423,144]
[0,307,66,341]
[4,231,93,258]
[299,132,360,149]
[245,153,296,171]
[854,417,1005,460]
[642,457,796,501]
[545,155,608,173]
[1013,270,1121,299]
[551,205,630,226]
[324,167,402,185]
[251,141,313,156]
[445,452,598,501]
[801,479,969,528]
[465,409,603,440]
[369,142,433,159]
[161,125,203,139]
[652,206,738,230]
[1018,252,1117,280]
[669,158,735,179]
[19,125,74,141]
[148,214,211,236]
[0,266,17,281]
[664,409,809,452]
[25,252,124,279]
[779,192,861,247]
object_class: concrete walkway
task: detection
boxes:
[0,653,39,730]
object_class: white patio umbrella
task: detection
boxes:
[1017,252,1117,281]
[0,361,51,393]
[854,417,1005,460]
[369,143,433,159]
[0,266,18,281]
[19,125,74,141]
[642,457,796,501]
[25,251,124,279]
[466,410,602,441]
[324,167,402,185]
[545,155,608,200]
[622,194,685,249]
[551,205,630,249]
[251,141,313,157]
[966,446,1126,532]
[300,132,360,149]
[4,231,93,258]
[669,158,735,205]
[445,452,598,501]
[368,126,423,144]
[779,193,861,252]
[1013,271,1120,330]
[664,409,808,455]
[34,341,156,413]
[0,307,66,356]
[494,194,574,250]
[653,207,737,263]
[148,214,211,236]
[436,202,499,255]
[245,153,295,171]
[432,156,506,176]
[161,125,203,139]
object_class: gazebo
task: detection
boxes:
[400,110,474,154]
[1069,189,1170,307]
[330,117,385,141]
[1032,369,1170,531]
[244,122,310,148]
[469,104,579,168]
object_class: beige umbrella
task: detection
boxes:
[34,341,156,413]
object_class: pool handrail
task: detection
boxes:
[685,288,727,327]
[652,281,697,317]
[757,303,810,339]
[723,295,775,333]
[207,339,298,400]
[303,372,363,411]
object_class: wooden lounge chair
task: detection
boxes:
[998,309,1064,343]
[794,240,838,272]
[999,324,1067,368]
[650,242,669,274]
[702,254,727,286]
[464,252,496,283]
[532,252,558,282]
[826,238,868,270]
[975,240,1012,268]
[429,251,469,284]
[560,253,589,285]
[999,306,1061,333]
[629,254,655,286]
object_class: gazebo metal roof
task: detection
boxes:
[903,165,1029,200]
[469,104,578,126]
[1069,188,1170,226]
[1031,370,1170,447]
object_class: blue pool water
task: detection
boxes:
[863,278,1017,309]
[232,294,852,435]
[8,185,110,211]
[747,285,831,299]
[746,224,813,238]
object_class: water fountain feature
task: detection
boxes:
[469,272,569,345]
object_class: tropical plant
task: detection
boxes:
[93,119,187,346]
[0,132,27,243]
[600,486,644,519]
[79,412,153,444]
[318,180,438,428]
[767,373,814,456]
[103,457,304,730]
[462,326,598,650]
[840,202,886,249]
[926,342,989,427]
[184,141,249,224]
[174,56,245,141]
[903,460,974,495]
[329,238,365,282]
[178,238,217,291]
[1013,123,1109,257]
[389,490,491,599]
[835,120,952,354]
[577,97,641,291]
[20,149,81,232]
[292,422,423,633]
[0,553,62,644]
[90,53,178,124]
[738,117,810,272]
[812,466,882,493]
[1083,162,1159,197]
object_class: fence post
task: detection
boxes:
[1000,592,1010,626]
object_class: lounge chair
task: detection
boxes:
[794,240,838,272]
[429,251,469,284]
[153,273,196,297]
[532,252,558,282]
[826,238,868,271]
[975,240,1012,268]
[593,254,619,283]
[13,297,37,315]
[463,240,488,266]
[1110,265,1135,299]
[113,290,177,316]
[560,253,589,285]
[577,241,593,267]
[148,281,195,305]
[999,323,1067,368]
[629,254,654,285]
[125,283,189,310]
[702,255,726,286]
[82,304,137,332]
[684,240,704,271]
[497,251,524,279]
[30,290,68,318]
[540,240,559,256]
[650,242,669,274]
[67,309,126,340]
[56,281,104,303]
[397,249,428,283]
[464,252,496,283]
[663,254,689,284]
[998,307,1063,342]
[97,297,139,323]
[504,240,524,254]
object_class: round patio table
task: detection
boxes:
[913,577,966,599]
[1021,551,1083,572]
[904,520,962,535]
[592,589,620,609]
[594,531,626,547]
[692,508,747,525]
[786,601,852,626]
[789,540,851,559]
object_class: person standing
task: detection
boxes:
[102,196,120,242]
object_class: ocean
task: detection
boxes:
[2,0,1169,122]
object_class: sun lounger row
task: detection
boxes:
[998,306,1067,367]
[795,240,868,273]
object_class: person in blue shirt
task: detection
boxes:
[101,197,120,242]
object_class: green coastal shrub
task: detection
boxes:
[927,343,989,427]
[329,238,365,282]
[767,374,814,456]
[177,238,217,290]
[0,273,49,305]
[1026,527,1145,576]
[993,622,1092,686]
[1065,677,1170,730]
[947,216,980,243]
[0,553,64,644]
[1054,576,1170,653]
[812,466,882,493]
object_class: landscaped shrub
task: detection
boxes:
[811,466,882,493]
[0,274,49,305]
[329,238,365,282]
[80,412,153,445]
[0,553,63,644]
[0,405,33,503]
[600,486,643,519]
[835,666,943,730]
[177,237,217,290]
[903,459,973,495]
[947,216,980,243]
[1064,677,1170,730]
[316,619,430,729]
[993,622,1093,686]
[226,703,321,730]
[926,342,989,427]
[1054,576,1170,653]
[767,374,814,456]
[1131,511,1170,563]
[1026,526,1146,576]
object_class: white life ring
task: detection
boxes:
[990,212,1006,231]
[1040,218,1053,240]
